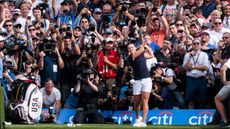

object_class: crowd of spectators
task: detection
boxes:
[0,0,230,125]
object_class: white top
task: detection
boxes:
[146,57,158,71]
[209,28,230,41]
[40,87,61,107]
[224,58,230,69]
[183,51,210,78]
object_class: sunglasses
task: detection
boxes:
[223,36,229,39]
[165,14,173,17]
[193,42,200,45]
[176,23,183,26]
[5,24,12,27]
[29,28,35,32]
[14,25,22,28]
[81,20,88,23]
[214,22,222,25]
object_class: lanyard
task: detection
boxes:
[192,53,200,66]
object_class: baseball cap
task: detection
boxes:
[74,25,82,31]
[105,37,113,43]
[94,8,102,13]
[104,28,113,34]
[0,35,5,42]
[61,0,69,6]
[13,9,21,15]
[202,30,210,35]
[190,23,200,29]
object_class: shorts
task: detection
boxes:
[133,77,152,95]
[185,76,207,101]
[217,84,230,100]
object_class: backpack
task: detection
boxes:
[9,80,43,124]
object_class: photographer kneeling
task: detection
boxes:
[152,64,185,109]
[74,68,104,124]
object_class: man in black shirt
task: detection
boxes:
[74,68,104,123]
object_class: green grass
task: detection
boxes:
[5,124,220,129]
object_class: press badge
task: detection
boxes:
[53,64,57,72]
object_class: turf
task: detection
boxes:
[4,124,220,129]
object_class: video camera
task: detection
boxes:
[39,38,56,55]
[76,68,96,82]
[4,35,27,54]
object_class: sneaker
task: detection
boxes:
[135,116,142,123]
[220,121,230,128]
[133,121,147,127]
[206,120,220,125]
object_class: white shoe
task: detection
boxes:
[133,122,147,127]
[135,116,142,123]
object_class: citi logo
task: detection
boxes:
[188,112,213,125]
[149,112,173,125]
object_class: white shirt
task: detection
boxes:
[225,58,230,69]
[223,17,230,29]
[40,87,61,107]
[183,51,210,78]
[146,57,157,71]
[209,28,230,41]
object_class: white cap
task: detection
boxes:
[105,37,113,43]
[0,35,5,42]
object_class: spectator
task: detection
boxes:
[209,18,230,41]
[77,0,97,14]
[155,40,173,65]
[32,6,50,31]
[201,30,218,50]
[146,7,169,48]
[223,4,230,29]
[56,1,74,27]
[3,20,14,37]
[40,79,61,123]
[183,38,209,109]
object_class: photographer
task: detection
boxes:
[32,6,50,31]
[57,1,74,27]
[15,61,40,87]
[38,39,64,87]
[97,38,122,95]
[74,68,104,124]
[151,64,185,109]
[59,32,81,102]
[112,0,134,23]
[74,7,97,32]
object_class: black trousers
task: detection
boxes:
[74,110,104,124]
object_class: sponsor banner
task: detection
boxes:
[56,109,215,125]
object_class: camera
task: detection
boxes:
[4,35,27,54]
[77,68,95,82]
[88,24,95,32]
[121,6,127,12]
[39,38,55,55]
[101,14,110,24]
[3,60,14,72]
[152,5,158,12]
[62,10,68,14]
